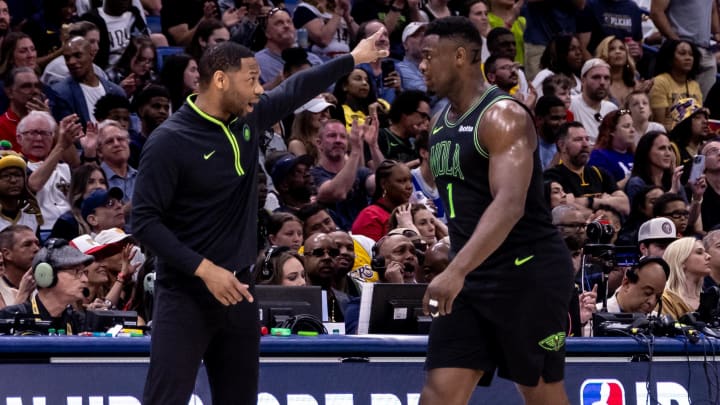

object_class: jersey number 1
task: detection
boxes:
[446,183,456,219]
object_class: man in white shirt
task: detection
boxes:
[569,58,618,145]
[16,112,79,240]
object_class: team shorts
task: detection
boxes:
[425,237,574,387]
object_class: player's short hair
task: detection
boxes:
[424,16,483,57]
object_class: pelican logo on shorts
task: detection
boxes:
[458,125,473,132]
[243,124,251,141]
[538,332,565,351]
[580,379,625,405]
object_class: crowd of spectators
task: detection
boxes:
[0,0,718,337]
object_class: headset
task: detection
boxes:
[260,245,291,282]
[370,236,387,278]
[625,255,670,315]
[33,238,69,289]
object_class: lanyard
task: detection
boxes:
[31,296,73,335]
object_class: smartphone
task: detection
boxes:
[689,155,706,183]
[381,59,395,81]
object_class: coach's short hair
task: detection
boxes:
[198,42,255,88]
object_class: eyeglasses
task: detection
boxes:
[58,265,89,279]
[20,129,53,138]
[306,247,340,258]
[0,172,23,182]
[663,210,689,219]
[557,222,587,232]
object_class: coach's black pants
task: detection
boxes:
[143,273,259,405]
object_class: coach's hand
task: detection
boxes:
[423,268,464,317]
[195,259,254,306]
[351,28,390,65]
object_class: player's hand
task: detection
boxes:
[351,27,390,65]
[423,267,464,317]
[195,259,254,306]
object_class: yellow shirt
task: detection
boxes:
[341,100,390,133]
[488,13,526,65]
[649,73,703,130]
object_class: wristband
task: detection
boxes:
[586,196,594,209]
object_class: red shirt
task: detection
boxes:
[351,200,392,241]
[0,109,21,152]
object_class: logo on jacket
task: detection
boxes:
[243,124,251,141]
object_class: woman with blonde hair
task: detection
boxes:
[661,237,711,319]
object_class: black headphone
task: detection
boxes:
[33,238,69,289]
[260,245,291,281]
[277,314,327,334]
[370,236,387,277]
[625,255,671,283]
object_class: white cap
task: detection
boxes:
[70,234,109,255]
[402,22,426,44]
[95,227,133,245]
[638,218,677,243]
[294,97,335,114]
[580,58,611,78]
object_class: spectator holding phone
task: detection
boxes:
[354,20,404,104]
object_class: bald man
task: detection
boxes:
[50,36,125,127]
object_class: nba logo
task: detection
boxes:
[580,379,625,405]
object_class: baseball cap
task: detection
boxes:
[70,234,110,255]
[94,227,133,245]
[580,58,611,78]
[0,150,26,172]
[638,217,677,244]
[294,97,335,114]
[402,22,426,43]
[669,97,709,126]
[81,187,124,220]
[267,153,314,186]
[32,240,94,271]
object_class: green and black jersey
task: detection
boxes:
[429,85,558,267]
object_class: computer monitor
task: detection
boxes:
[84,310,139,332]
[592,312,645,337]
[255,285,324,328]
[357,283,430,335]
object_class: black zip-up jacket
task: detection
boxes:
[132,54,355,304]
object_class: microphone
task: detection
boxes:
[82,287,90,298]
